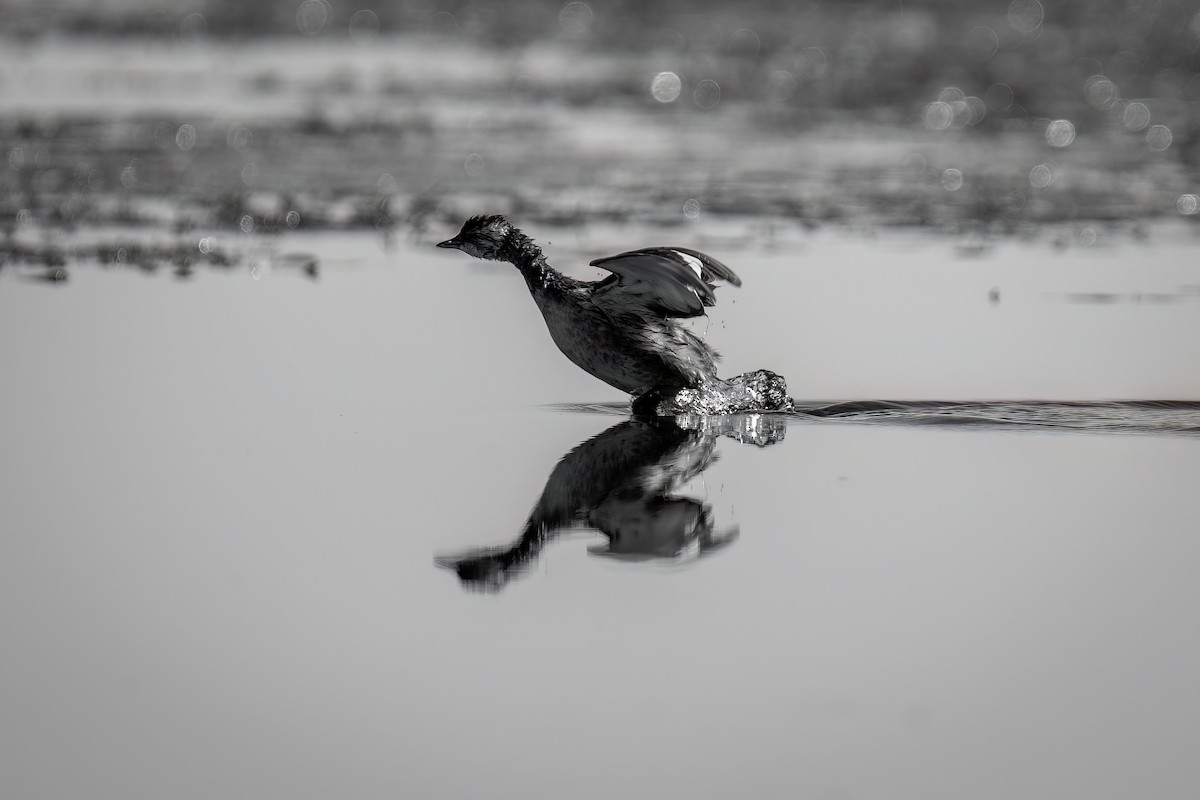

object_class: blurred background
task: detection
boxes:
[2,0,1199,269]
[4,8,1200,800]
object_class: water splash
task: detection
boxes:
[667,369,793,415]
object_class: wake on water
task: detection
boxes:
[554,398,1200,436]
[574,369,1200,435]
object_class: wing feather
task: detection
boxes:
[589,247,741,319]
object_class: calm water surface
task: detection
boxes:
[2,228,1199,799]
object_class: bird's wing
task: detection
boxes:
[588,247,742,319]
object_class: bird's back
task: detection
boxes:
[531,272,721,396]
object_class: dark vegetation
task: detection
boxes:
[0,0,1197,275]
[6,0,1197,116]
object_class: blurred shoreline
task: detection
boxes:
[2,1,1198,260]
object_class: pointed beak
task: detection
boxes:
[436,238,460,249]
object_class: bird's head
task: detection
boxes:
[436,214,514,260]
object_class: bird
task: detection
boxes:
[434,416,744,592]
[436,214,745,414]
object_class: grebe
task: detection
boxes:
[436,413,786,591]
[437,214,790,414]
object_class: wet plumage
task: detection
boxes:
[436,214,741,408]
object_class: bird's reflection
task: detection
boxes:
[436,413,786,592]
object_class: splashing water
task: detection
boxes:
[666,369,794,415]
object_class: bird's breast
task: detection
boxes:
[533,292,684,394]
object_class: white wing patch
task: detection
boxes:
[671,250,704,279]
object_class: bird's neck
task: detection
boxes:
[499,228,574,295]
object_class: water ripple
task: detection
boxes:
[553,400,1200,436]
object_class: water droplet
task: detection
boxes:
[348,9,380,43]
[559,2,593,37]
[464,153,485,177]
[923,101,953,131]
[965,26,999,60]
[941,168,964,191]
[1029,163,1055,188]
[1045,119,1076,147]
[429,11,461,36]
[1147,124,1172,151]
[240,163,258,185]
[239,215,255,233]
[1122,102,1150,131]
[509,74,535,99]
[964,97,988,126]
[468,110,492,139]
[902,153,926,177]
[1177,194,1199,215]
[693,79,720,110]
[15,209,32,226]
[683,198,701,219]
[179,13,207,39]
[377,173,397,194]
[198,236,213,254]
[8,147,25,170]
[296,0,330,36]
[227,127,253,152]
[947,101,974,128]
[1083,76,1118,110]
[1007,0,1044,34]
[938,86,966,103]
[175,124,197,151]
[651,72,682,103]
[1075,57,1103,79]
[286,210,301,228]
[795,48,827,81]
[1079,227,1097,247]
[728,29,760,56]
[985,83,1014,112]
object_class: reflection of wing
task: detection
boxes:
[589,247,741,319]
[588,496,709,559]
[588,497,740,562]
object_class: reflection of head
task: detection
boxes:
[435,550,513,594]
